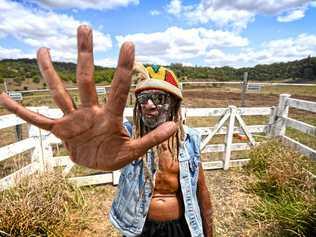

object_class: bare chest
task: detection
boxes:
[154,143,180,194]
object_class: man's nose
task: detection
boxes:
[144,99,156,108]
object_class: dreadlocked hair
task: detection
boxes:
[132,97,185,190]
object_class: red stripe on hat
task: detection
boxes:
[165,71,178,87]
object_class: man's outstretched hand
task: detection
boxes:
[0,25,177,171]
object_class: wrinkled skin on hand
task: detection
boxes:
[0,25,177,171]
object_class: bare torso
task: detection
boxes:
[147,141,183,221]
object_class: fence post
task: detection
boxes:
[29,107,54,172]
[179,82,183,91]
[272,94,290,137]
[267,106,277,136]
[240,72,248,107]
[181,106,187,125]
[223,106,236,170]
[112,170,121,185]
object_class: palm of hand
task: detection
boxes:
[0,25,177,171]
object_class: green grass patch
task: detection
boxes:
[244,139,316,236]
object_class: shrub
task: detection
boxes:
[245,139,316,236]
[32,75,40,83]
[0,171,90,236]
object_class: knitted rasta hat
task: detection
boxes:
[132,62,150,83]
[133,63,183,100]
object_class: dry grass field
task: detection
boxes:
[1,84,315,236]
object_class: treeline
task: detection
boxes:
[0,56,315,89]
[169,56,316,81]
[0,58,115,89]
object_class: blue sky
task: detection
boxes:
[0,0,316,68]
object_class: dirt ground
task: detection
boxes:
[184,90,277,108]
[70,168,263,237]
[183,89,316,108]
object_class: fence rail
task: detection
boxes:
[287,98,316,113]
[0,138,36,162]
[0,94,315,189]
[181,81,316,87]
[273,94,316,160]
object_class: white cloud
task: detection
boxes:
[186,5,255,31]
[95,58,117,67]
[165,0,314,30]
[166,0,182,15]
[277,8,305,22]
[116,27,248,65]
[263,34,316,54]
[202,0,311,15]
[0,46,34,59]
[205,34,316,67]
[150,10,161,16]
[0,0,112,62]
[31,0,139,10]
[182,62,193,67]
[136,55,168,66]
[116,26,248,65]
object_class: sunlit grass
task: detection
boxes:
[0,170,91,237]
[244,139,316,236]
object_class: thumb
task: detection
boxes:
[130,121,178,155]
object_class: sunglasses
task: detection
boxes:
[136,92,171,106]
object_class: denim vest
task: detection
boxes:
[109,122,203,237]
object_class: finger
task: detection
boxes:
[131,121,178,154]
[106,42,134,116]
[37,48,76,114]
[77,25,98,107]
[0,92,55,130]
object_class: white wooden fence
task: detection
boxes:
[181,81,316,87]
[0,94,315,190]
[271,94,316,160]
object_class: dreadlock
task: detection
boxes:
[132,96,185,190]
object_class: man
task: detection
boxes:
[110,63,213,237]
[0,25,213,237]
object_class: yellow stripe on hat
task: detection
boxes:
[146,66,166,81]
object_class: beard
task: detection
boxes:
[141,104,172,129]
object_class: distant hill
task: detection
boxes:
[0,56,315,91]
[0,58,115,91]
[169,56,316,83]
